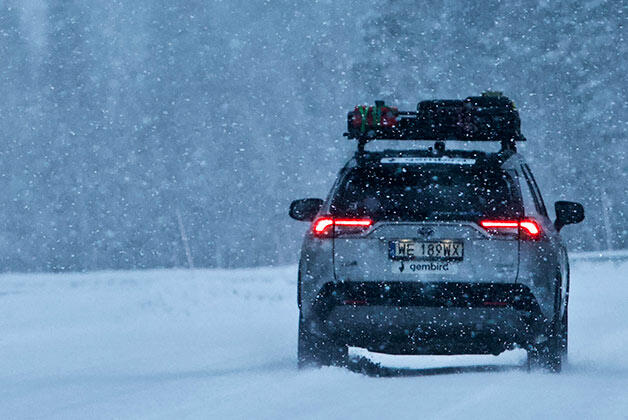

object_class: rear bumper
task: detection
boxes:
[305,281,547,355]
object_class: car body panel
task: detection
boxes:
[333,221,518,284]
[296,148,570,354]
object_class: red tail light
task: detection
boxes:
[313,218,334,234]
[312,217,373,237]
[480,221,519,230]
[480,219,541,239]
[519,220,540,236]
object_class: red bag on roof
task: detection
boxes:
[350,101,398,133]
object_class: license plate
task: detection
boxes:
[389,240,464,261]
[391,260,460,274]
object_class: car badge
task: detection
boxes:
[417,227,434,239]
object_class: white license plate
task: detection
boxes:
[391,260,460,274]
[389,240,464,261]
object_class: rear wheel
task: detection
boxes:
[298,313,348,369]
[560,308,568,361]
[527,278,567,373]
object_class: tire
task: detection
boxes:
[298,312,348,369]
[527,326,562,372]
[558,307,568,366]
[527,277,566,373]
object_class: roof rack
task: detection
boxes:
[343,92,525,153]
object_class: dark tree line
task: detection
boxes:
[352,0,627,252]
[0,0,625,272]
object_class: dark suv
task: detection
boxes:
[289,95,584,372]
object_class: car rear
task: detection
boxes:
[305,155,545,355]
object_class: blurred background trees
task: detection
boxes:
[0,0,625,271]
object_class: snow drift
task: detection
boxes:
[1,259,626,419]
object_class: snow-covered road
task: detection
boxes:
[1,260,626,419]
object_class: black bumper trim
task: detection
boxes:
[312,281,542,320]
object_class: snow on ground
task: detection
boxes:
[0,259,627,419]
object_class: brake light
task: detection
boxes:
[335,219,373,228]
[519,220,540,236]
[480,219,541,239]
[479,221,519,229]
[313,218,334,234]
[312,217,373,237]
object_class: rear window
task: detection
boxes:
[330,165,520,221]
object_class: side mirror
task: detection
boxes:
[554,201,584,231]
[289,198,324,221]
